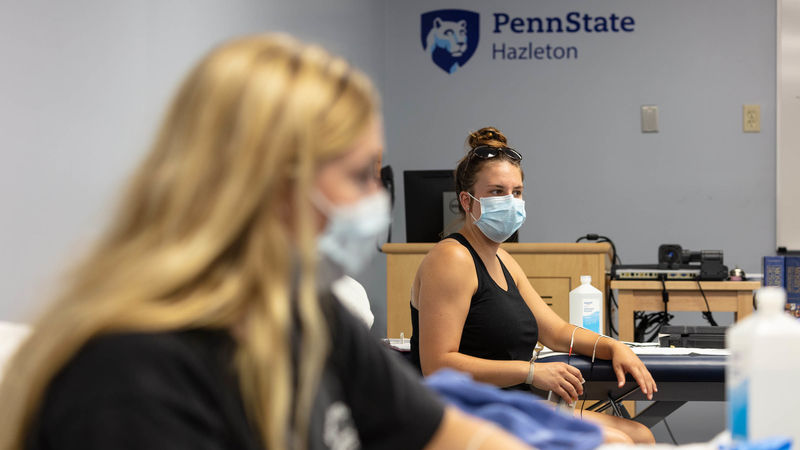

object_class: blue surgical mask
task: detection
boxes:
[468,193,526,243]
[314,189,391,275]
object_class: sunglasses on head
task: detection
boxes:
[470,145,522,162]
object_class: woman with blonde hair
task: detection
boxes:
[0,35,529,449]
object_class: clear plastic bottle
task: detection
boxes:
[727,286,800,445]
[569,275,603,334]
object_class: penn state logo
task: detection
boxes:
[421,9,479,74]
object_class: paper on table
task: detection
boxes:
[383,336,410,352]
[538,344,729,359]
[629,346,729,356]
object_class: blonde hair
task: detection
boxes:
[0,34,377,449]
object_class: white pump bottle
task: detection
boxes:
[727,287,800,444]
[569,275,603,334]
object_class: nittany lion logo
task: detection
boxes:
[421,9,479,74]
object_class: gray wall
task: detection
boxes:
[384,0,775,272]
[0,0,385,322]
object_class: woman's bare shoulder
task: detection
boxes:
[416,239,478,307]
[425,238,472,264]
[416,238,476,281]
[413,239,475,307]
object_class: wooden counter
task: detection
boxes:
[383,242,612,338]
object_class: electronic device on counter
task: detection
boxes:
[658,325,728,349]
[612,265,701,280]
[611,244,729,281]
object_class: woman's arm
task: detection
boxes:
[499,249,658,400]
[425,406,530,450]
[570,328,658,400]
[417,242,530,387]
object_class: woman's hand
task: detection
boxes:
[531,362,584,403]
[610,342,658,400]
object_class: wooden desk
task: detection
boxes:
[611,280,761,342]
[383,242,612,338]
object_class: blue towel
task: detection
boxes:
[425,369,603,450]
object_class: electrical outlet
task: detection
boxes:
[743,104,760,133]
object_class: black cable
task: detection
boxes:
[660,276,669,322]
[579,396,586,419]
[634,311,674,342]
[380,166,394,244]
[663,418,679,445]
[638,277,672,342]
[575,233,621,338]
[696,281,719,326]
[646,314,673,342]
[633,277,673,342]
[575,234,621,265]
[579,357,595,419]
[606,290,619,338]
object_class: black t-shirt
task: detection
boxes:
[26,296,444,449]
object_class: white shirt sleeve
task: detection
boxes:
[331,276,374,329]
[0,321,31,382]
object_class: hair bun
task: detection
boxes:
[467,126,508,149]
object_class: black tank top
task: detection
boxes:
[410,233,539,372]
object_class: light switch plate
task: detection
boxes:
[641,105,659,133]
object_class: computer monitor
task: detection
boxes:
[403,169,520,243]
[404,170,461,242]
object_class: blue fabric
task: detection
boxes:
[425,369,603,450]
[722,437,793,450]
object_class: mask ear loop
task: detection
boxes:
[466,192,481,223]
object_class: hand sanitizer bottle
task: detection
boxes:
[727,286,800,445]
[569,275,603,334]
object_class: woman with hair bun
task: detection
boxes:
[0,38,530,450]
[410,126,657,444]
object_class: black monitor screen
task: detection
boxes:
[403,169,520,243]
[404,170,461,242]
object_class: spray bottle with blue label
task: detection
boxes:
[727,286,800,446]
[569,275,603,334]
